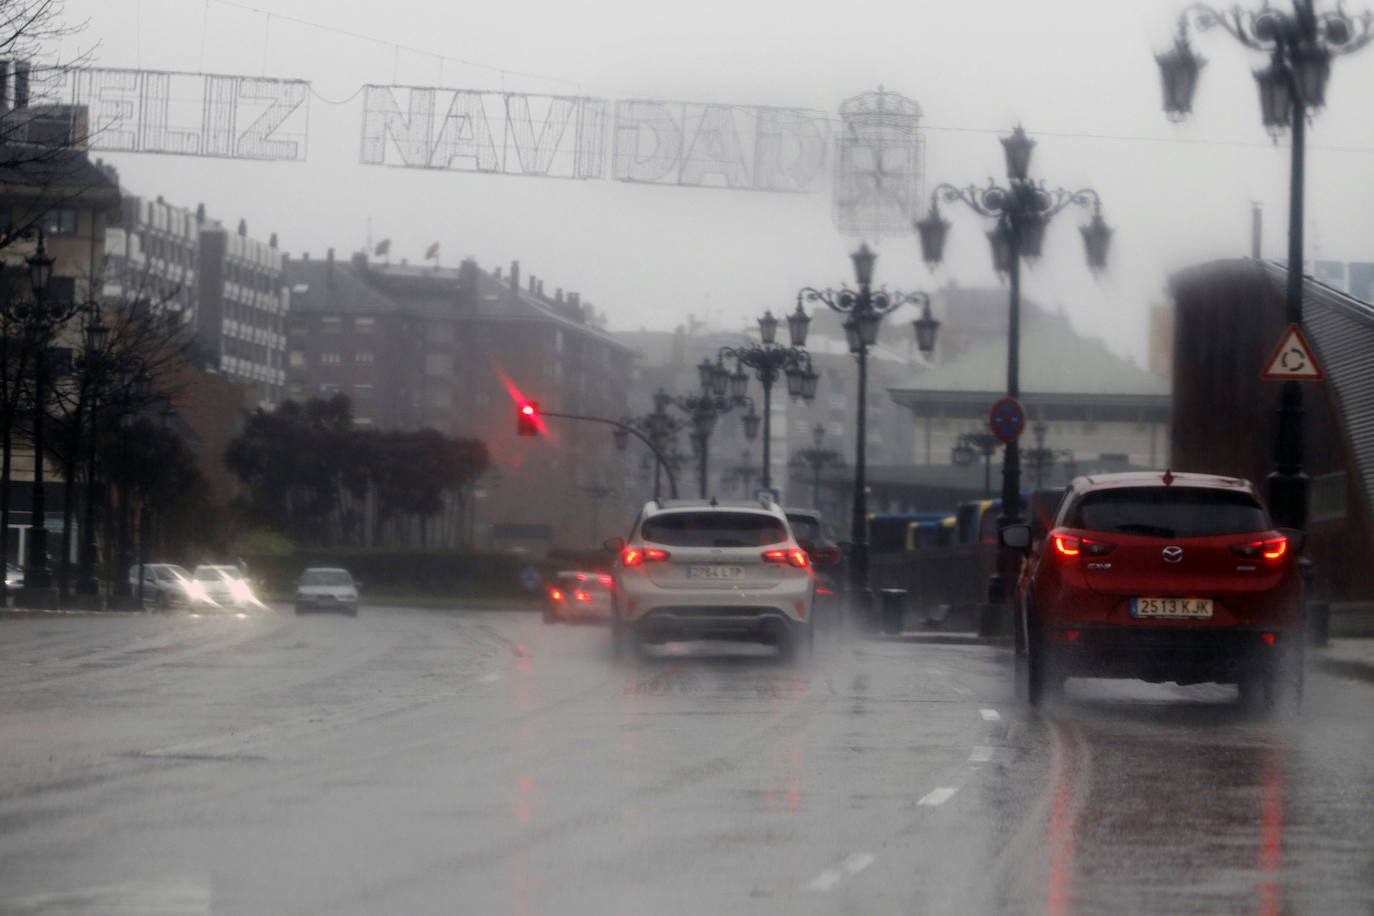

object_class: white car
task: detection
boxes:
[189,565,259,609]
[128,563,194,610]
[608,498,815,659]
[295,567,359,616]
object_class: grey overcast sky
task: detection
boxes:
[56,0,1374,365]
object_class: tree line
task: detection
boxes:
[226,393,489,549]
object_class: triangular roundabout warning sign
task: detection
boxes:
[1261,323,1324,381]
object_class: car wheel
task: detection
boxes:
[294,603,306,615]
[346,605,358,617]
[1024,630,1061,707]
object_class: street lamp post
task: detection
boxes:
[715,303,818,491]
[791,423,845,509]
[1024,421,1075,488]
[798,244,940,600]
[616,398,684,500]
[916,127,1111,538]
[2,232,88,595]
[1155,1,1372,528]
[952,431,1000,498]
[661,364,759,498]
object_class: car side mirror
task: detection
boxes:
[1000,524,1032,551]
[1279,528,1306,554]
[604,536,625,553]
[354,580,363,592]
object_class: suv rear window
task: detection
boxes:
[641,512,787,547]
[1065,487,1270,538]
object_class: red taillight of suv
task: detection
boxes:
[621,547,670,567]
[1053,535,1116,558]
[762,548,810,569]
[1230,536,1288,561]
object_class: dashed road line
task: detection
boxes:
[969,745,994,763]
[918,787,959,807]
[980,708,1001,721]
[806,852,876,892]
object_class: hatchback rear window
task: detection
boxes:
[301,569,353,586]
[1066,487,1270,538]
[786,515,823,543]
[641,512,787,547]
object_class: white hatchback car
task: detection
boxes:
[609,498,815,659]
[295,567,359,616]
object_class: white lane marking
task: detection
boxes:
[918,787,959,807]
[806,852,876,892]
[980,708,1001,721]
[969,745,994,763]
[479,672,501,683]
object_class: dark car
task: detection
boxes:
[1005,471,1305,708]
[785,508,842,617]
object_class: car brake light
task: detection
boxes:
[762,549,809,568]
[1231,536,1288,560]
[550,589,564,601]
[574,591,591,602]
[598,574,613,586]
[1053,535,1115,558]
[621,547,670,567]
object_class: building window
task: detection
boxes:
[320,352,341,365]
[42,208,78,236]
[355,351,375,364]
[321,317,342,334]
[424,352,449,376]
[355,317,375,334]
[289,350,306,368]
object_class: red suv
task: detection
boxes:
[1003,471,1305,707]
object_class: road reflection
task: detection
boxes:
[1027,686,1294,916]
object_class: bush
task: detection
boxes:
[242,549,533,599]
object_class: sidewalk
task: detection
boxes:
[1313,638,1374,683]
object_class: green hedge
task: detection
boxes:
[242,549,535,599]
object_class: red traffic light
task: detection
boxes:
[517,401,540,436]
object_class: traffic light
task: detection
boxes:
[517,401,539,436]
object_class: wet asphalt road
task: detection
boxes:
[0,606,1371,915]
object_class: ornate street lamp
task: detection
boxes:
[952,431,1000,499]
[1156,0,1373,528]
[2,231,88,595]
[660,380,758,498]
[797,244,938,602]
[717,307,818,492]
[790,424,845,510]
[614,397,684,499]
[916,126,1110,547]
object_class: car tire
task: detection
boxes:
[1024,629,1061,707]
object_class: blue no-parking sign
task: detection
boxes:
[989,397,1025,444]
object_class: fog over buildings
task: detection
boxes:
[57,0,1374,369]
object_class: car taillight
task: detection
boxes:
[1053,535,1115,558]
[1231,536,1288,560]
[763,549,809,568]
[811,546,841,565]
[621,547,669,567]
[550,589,564,601]
[598,574,613,586]
[574,591,591,602]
